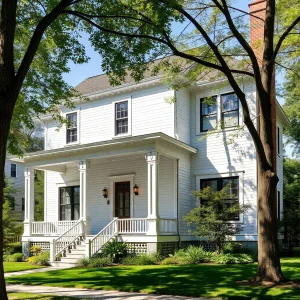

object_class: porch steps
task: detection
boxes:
[51,242,86,268]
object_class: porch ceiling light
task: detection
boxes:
[133,184,139,196]
[102,187,108,198]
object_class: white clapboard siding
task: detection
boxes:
[188,83,258,240]
[176,88,191,145]
[45,85,175,150]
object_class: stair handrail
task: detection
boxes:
[89,218,118,257]
[53,219,84,260]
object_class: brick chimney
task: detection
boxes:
[249,0,277,170]
[249,0,266,65]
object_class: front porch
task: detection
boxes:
[18,133,197,260]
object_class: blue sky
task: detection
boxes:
[63,1,251,87]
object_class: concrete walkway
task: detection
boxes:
[6,284,215,299]
[5,266,65,277]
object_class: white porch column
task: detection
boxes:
[145,151,160,235]
[24,167,34,236]
[79,160,87,221]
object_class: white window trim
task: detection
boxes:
[64,109,80,147]
[108,174,135,219]
[196,90,242,136]
[195,171,245,223]
[112,98,132,138]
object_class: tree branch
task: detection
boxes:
[273,16,300,61]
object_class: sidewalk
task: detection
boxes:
[5,266,65,277]
[7,284,216,299]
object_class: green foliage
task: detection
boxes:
[3,179,23,249]
[76,257,90,268]
[160,256,179,265]
[27,252,50,266]
[30,245,42,256]
[87,257,112,268]
[101,239,128,263]
[122,252,160,265]
[184,186,250,253]
[210,253,254,264]
[281,159,300,248]
[5,242,22,255]
[4,253,24,262]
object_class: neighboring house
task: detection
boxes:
[4,159,25,221]
[11,0,288,264]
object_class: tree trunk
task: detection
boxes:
[254,167,285,283]
[0,102,14,300]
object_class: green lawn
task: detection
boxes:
[4,262,45,273]
[8,293,85,300]
[6,258,300,299]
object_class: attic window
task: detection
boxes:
[66,112,77,144]
[115,101,128,135]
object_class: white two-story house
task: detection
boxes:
[11,66,288,264]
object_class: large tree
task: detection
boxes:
[0,0,299,297]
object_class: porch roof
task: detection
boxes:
[9,133,197,165]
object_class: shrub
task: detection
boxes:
[30,245,42,256]
[27,251,49,266]
[101,238,128,263]
[160,256,179,265]
[76,257,90,267]
[5,242,22,255]
[122,252,160,265]
[174,245,212,264]
[211,253,254,264]
[4,252,24,262]
[88,257,112,267]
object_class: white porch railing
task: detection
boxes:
[88,218,117,257]
[50,219,84,261]
[31,221,78,235]
[160,218,177,235]
[118,218,147,234]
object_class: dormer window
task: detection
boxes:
[66,112,77,144]
[115,101,128,135]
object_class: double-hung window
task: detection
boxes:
[115,101,128,135]
[200,96,217,132]
[221,93,239,128]
[200,176,239,220]
[66,112,77,144]
[59,186,80,221]
[11,163,16,178]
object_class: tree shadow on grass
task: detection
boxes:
[6,262,300,300]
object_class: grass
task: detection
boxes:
[8,293,85,300]
[4,262,45,273]
[6,257,300,299]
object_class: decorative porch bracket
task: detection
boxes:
[145,151,160,235]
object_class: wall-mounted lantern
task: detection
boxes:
[133,184,139,196]
[102,187,108,198]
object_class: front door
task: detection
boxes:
[115,181,130,218]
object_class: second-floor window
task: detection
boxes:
[66,112,77,144]
[200,96,217,132]
[11,163,16,177]
[221,93,239,128]
[115,101,128,135]
[200,176,239,220]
